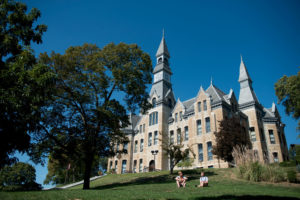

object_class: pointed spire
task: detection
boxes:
[272,102,276,112]
[156,30,170,57]
[210,77,213,86]
[238,55,252,83]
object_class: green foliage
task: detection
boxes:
[176,157,194,169]
[0,162,41,191]
[275,71,300,130]
[236,162,286,183]
[212,116,252,163]
[286,169,297,183]
[0,0,53,168]
[32,43,152,189]
[279,161,297,167]
[160,131,195,174]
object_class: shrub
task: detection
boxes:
[279,161,297,167]
[286,169,297,183]
[262,164,285,183]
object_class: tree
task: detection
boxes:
[176,157,194,170]
[212,116,252,164]
[32,43,152,189]
[0,0,53,168]
[0,162,41,191]
[44,152,100,185]
[160,131,195,174]
[275,71,300,131]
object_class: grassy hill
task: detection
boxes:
[1,168,300,200]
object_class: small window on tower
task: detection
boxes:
[158,57,162,63]
[164,58,169,65]
[152,98,156,108]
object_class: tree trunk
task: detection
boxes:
[83,156,93,190]
[170,159,174,174]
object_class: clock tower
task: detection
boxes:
[150,32,175,107]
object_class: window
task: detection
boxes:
[116,143,119,152]
[133,160,137,173]
[260,128,265,141]
[148,132,152,146]
[184,126,189,141]
[139,159,143,172]
[149,114,152,126]
[175,113,178,122]
[123,142,128,152]
[168,99,172,108]
[140,139,144,152]
[273,152,279,163]
[134,141,138,153]
[140,125,142,133]
[143,124,145,133]
[207,142,213,161]
[170,130,174,144]
[250,127,256,141]
[198,102,201,112]
[110,161,113,170]
[154,131,158,145]
[121,160,127,174]
[152,98,156,108]
[203,100,207,111]
[149,112,158,126]
[158,57,162,64]
[115,160,118,172]
[180,111,183,121]
[177,128,181,144]
[269,130,275,144]
[197,120,202,135]
[205,117,211,133]
[198,144,203,162]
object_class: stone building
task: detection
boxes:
[107,35,289,174]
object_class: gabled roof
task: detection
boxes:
[123,114,141,131]
[205,84,226,103]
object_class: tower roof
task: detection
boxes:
[238,56,252,83]
[156,33,170,57]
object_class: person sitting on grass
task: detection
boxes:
[175,171,188,188]
[196,172,208,187]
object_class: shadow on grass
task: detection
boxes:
[189,195,300,200]
[92,170,217,190]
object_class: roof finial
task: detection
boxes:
[240,54,243,63]
[162,28,165,38]
[210,76,213,86]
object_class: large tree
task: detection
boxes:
[275,71,300,131]
[32,43,152,189]
[0,0,53,168]
[212,116,252,164]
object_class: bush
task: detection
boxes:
[279,161,297,167]
[286,169,297,183]
[236,162,286,183]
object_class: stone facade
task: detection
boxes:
[107,35,289,174]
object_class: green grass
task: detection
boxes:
[1,168,300,200]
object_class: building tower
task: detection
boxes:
[147,32,175,170]
[238,56,269,162]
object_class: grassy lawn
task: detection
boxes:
[1,168,300,200]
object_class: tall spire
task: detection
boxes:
[238,56,259,105]
[238,55,252,83]
[156,30,170,58]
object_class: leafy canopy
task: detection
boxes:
[0,0,52,168]
[33,43,152,189]
[275,71,300,130]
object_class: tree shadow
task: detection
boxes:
[92,170,217,190]
[189,195,300,200]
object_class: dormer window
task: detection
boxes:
[152,98,156,108]
[164,58,169,65]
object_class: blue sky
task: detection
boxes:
[18,0,300,187]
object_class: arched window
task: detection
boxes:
[158,57,162,63]
[152,98,156,108]
[164,58,169,65]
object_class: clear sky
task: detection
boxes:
[18,0,300,188]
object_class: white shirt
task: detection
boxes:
[200,176,208,182]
